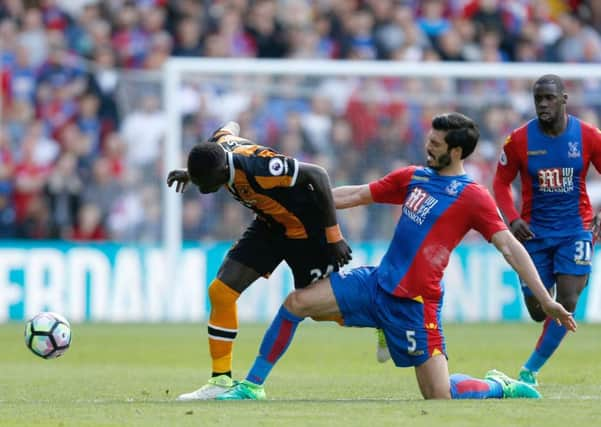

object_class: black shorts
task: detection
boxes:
[227,218,337,289]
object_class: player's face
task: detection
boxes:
[425,129,452,171]
[191,170,226,194]
[533,83,566,124]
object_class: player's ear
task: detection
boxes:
[451,145,462,159]
[562,93,568,104]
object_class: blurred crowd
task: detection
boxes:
[0,0,601,242]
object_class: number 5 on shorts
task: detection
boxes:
[406,330,416,352]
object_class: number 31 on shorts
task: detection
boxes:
[574,240,592,264]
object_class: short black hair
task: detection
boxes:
[187,142,226,179]
[534,74,565,93]
[431,112,479,159]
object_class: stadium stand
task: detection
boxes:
[0,0,600,241]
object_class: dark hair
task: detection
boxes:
[187,142,226,178]
[431,113,479,159]
[534,74,565,93]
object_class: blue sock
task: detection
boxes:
[450,374,503,399]
[245,305,304,385]
[524,317,567,373]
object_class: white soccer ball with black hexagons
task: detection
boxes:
[24,312,72,359]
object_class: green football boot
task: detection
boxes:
[215,380,266,400]
[518,368,539,387]
[485,369,541,399]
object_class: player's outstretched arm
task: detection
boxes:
[332,184,373,209]
[491,229,577,332]
[207,121,240,142]
[296,163,352,267]
[221,121,240,136]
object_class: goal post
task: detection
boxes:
[162,58,601,284]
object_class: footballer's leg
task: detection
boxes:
[520,273,587,386]
[218,276,342,400]
[517,241,555,385]
[386,289,533,399]
[177,221,282,401]
[415,355,452,399]
[176,258,261,401]
[416,353,540,399]
[556,274,587,318]
[523,293,550,322]
[447,367,540,399]
[207,221,282,379]
[285,238,344,325]
[218,266,378,400]
[521,241,555,322]
[382,296,451,399]
[519,234,590,386]
[209,260,260,373]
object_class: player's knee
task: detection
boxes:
[284,291,311,318]
[525,298,546,322]
[557,295,578,313]
[422,385,451,400]
[527,307,547,322]
[208,279,240,307]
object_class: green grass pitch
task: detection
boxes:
[1,322,600,427]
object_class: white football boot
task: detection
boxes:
[176,375,234,401]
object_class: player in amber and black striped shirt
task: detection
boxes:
[167,122,352,401]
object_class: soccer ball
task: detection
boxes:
[24,312,72,359]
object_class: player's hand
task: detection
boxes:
[510,219,535,242]
[541,300,577,332]
[327,239,352,268]
[166,169,190,193]
[592,211,601,242]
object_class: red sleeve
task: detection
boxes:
[492,132,522,224]
[468,184,508,241]
[582,123,601,174]
[369,166,417,205]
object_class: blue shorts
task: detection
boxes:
[521,231,593,297]
[330,267,446,367]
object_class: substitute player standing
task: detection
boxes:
[493,74,601,386]
[217,112,576,401]
[167,122,351,400]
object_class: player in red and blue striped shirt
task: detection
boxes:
[493,74,601,386]
[217,112,576,401]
